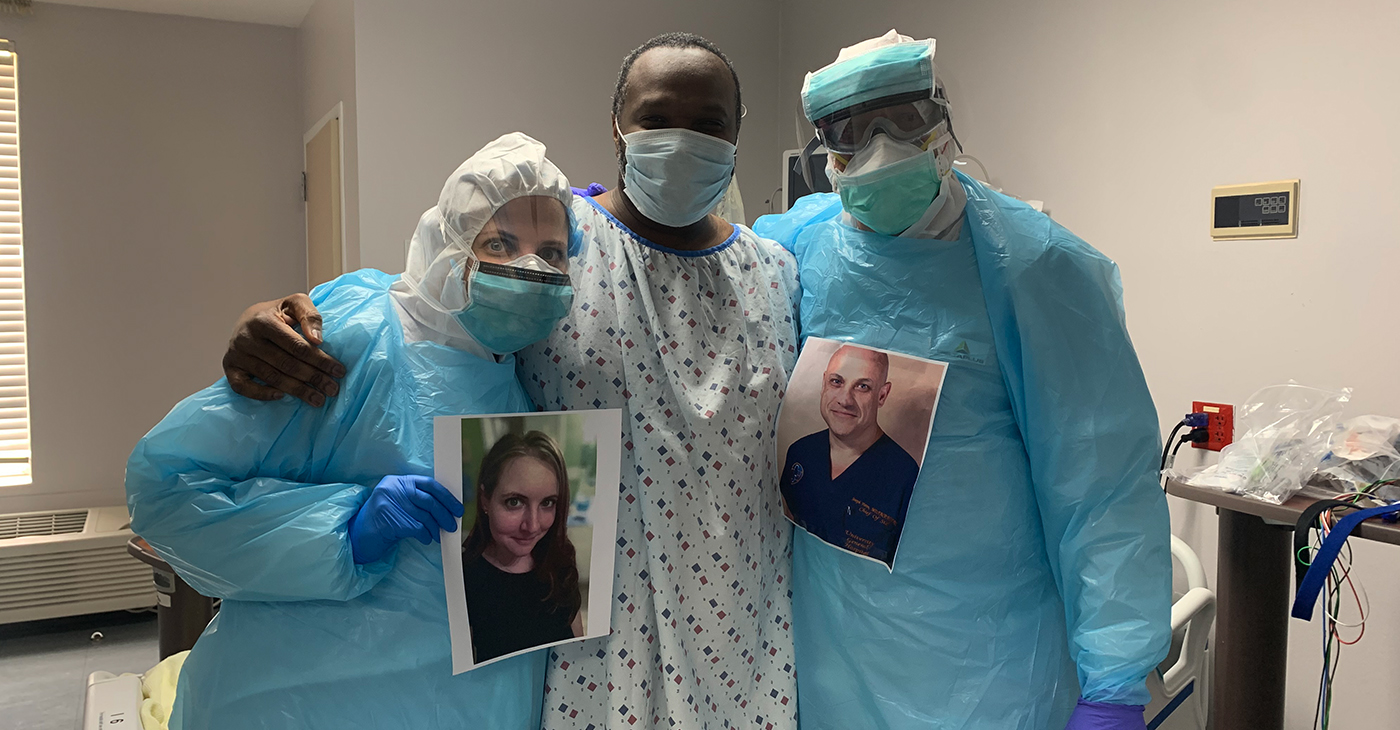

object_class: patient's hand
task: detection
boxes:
[222,294,345,406]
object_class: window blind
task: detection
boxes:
[0,41,32,487]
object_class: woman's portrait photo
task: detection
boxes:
[436,410,621,672]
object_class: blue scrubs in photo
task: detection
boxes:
[781,430,920,566]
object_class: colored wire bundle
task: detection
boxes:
[1300,479,1397,730]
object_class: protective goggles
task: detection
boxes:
[813,92,949,156]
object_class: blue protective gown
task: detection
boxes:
[753,174,1171,730]
[125,269,542,730]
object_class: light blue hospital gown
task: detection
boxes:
[518,196,801,730]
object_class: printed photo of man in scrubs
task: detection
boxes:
[778,339,946,569]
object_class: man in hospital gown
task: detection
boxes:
[781,345,918,566]
[519,33,800,729]
[218,33,799,730]
[755,31,1171,730]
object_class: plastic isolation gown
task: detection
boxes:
[753,172,1171,730]
[125,270,542,730]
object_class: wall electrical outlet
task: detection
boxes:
[1192,401,1234,451]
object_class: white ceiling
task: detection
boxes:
[41,0,318,27]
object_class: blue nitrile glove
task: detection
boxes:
[348,475,464,564]
[1064,699,1147,730]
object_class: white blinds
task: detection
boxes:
[0,41,32,487]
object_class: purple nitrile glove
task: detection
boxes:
[1064,699,1147,730]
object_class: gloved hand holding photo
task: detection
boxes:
[349,475,464,564]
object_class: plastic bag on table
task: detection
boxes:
[1309,415,1400,501]
[1184,382,1352,504]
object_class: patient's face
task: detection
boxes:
[484,455,560,560]
[470,196,570,272]
[614,46,740,144]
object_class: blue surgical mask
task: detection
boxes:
[618,125,737,228]
[454,255,573,354]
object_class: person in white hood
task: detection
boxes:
[126,132,578,730]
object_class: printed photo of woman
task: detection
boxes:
[461,430,583,663]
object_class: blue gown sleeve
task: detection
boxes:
[753,193,844,254]
[125,384,393,603]
[984,221,1172,706]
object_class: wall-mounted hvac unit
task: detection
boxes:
[0,506,156,625]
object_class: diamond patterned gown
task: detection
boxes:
[518,196,800,730]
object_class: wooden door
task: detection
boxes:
[305,116,343,290]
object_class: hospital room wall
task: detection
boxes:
[351,0,785,274]
[779,1,1400,726]
[298,0,360,271]
[0,4,305,515]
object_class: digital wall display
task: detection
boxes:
[1210,180,1299,240]
[1214,192,1290,228]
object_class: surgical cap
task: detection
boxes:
[801,30,942,124]
[395,132,575,346]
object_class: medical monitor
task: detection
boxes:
[779,148,832,213]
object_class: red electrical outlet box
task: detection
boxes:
[1192,401,1234,451]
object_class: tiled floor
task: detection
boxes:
[0,611,159,729]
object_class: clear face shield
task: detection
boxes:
[457,196,573,277]
[435,197,572,305]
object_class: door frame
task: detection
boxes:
[303,102,347,288]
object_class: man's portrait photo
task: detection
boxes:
[777,338,947,569]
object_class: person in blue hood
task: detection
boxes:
[752,30,1172,730]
